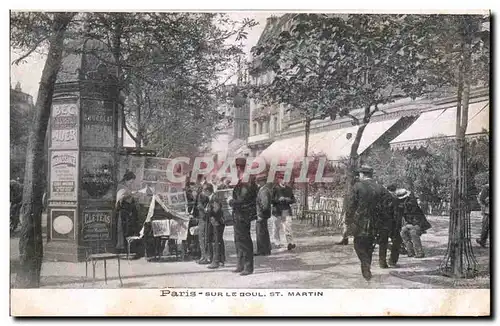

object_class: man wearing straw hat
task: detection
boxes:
[396,188,431,258]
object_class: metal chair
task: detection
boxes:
[84,241,123,287]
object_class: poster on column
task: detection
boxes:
[81,99,114,148]
[50,151,78,201]
[51,102,78,149]
[81,151,115,200]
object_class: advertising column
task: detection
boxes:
[79,92,118,253]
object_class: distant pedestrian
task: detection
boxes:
[255,173,272,256]
[10,180,23,232]
[397,189,432,258]
[272,174,296,251]
[476,183,490,248]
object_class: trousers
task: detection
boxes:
[234,217,254,272]
[272,210,293,246]
[354,235,375,269]
[256,218,271,255]
[211,224,225,263]
[198,220,213,261]
[378,229,403,265]
[400,224,423,255]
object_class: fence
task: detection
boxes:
[292,190,344,230]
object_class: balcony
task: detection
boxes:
[248,132,271,145]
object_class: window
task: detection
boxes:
[253,122,258,135]
[273,116,278,132]
[258,122,262,134]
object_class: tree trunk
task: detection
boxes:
[301,118,311,220]
[340,118,369,235]
[440,18,478,278]
[16,13,74,288]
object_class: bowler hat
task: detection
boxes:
[356,165,373,174]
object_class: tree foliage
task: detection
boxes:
[82,13,257,155]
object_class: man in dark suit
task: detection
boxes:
[228,159,258,276]
[195,178,212,265]
[344,165,387,281]
[255,173,272,256]
[376,184,398,268]
[203,183,226,269]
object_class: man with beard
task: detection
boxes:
[228,158,258,276]
[255,172,272,256]
[344,165,387,281]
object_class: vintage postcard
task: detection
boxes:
[9,9,490,316]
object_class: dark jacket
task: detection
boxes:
[205,195,224,226]
[195,187,209,221]
[345,179,389,237]
[230,180,258,221]
[257,183,273,219]
[272,184,296,215]
[400,193,432,233]
[478,184,490,215]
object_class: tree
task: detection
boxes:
[82,13,257,154]
[11,11,76,288]
[250,14,440,216]
[404,14,489,278]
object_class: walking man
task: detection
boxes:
[255,173,272,256]
[476,182,490,248]
[228,159,258,276]
[344,165,387,281]
[272,174,297,251]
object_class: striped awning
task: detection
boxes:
[390,100,489,150]
[259,118,401,164]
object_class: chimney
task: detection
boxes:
[266,16,278,26]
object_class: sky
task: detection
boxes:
[9,12,273,99]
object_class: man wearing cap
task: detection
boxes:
[228,159,259,275]
[272,174,297,251]
[255,172,273,256]
[344,165,389,280]
[397,189,431,258]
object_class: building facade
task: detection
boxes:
[246,15,490,165]
[10,82,35,180]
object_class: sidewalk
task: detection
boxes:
[10,215,490,289]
